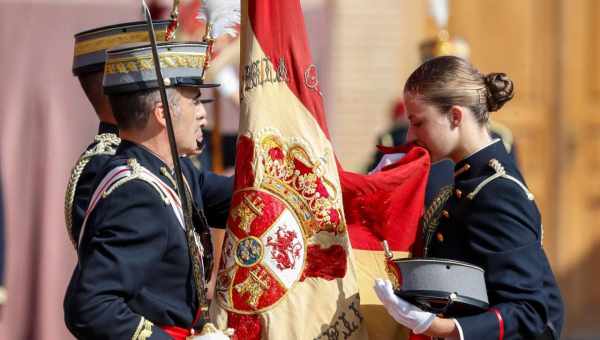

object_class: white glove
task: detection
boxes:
[188,324,234,340]
[373,278,435,334]
[369,153,405,174]
[189,331,230,340]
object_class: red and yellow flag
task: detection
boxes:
[210,1,367,339]
[209,1,430,339]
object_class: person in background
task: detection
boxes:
[367,99,410,172]
[374,56,563,340]
[65,20,172,248]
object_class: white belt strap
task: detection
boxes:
[78,159,185,250]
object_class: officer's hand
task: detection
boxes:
[189,323,234,340]
[373,278,435,334]
[189,333,229,340]
[369,153,405,174]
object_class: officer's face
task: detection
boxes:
[172,87,208,155]
[405,93,458,162]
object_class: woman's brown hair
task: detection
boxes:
[404,55,514,125]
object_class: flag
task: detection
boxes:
[340,144,430,340]
[210,0,368,339]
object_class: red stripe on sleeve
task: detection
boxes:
[489,307,505,340]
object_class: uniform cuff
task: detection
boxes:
[456,309,501,340]
[449,318,464,340]
[132,316,171,340]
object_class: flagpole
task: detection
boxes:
[141,0,208,312]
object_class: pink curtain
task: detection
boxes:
[0,1,138,338]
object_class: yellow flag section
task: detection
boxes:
[353,249,410,339]
[209,1,368,339]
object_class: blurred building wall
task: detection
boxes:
[0,1,138,339]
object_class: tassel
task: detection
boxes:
[197,0,241,39]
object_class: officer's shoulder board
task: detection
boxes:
[65,132,121,246]
[77,158,185,249]
[466,159,534,201]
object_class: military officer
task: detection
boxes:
[374,56,563,339]
[64,41,233,339]
[370,33,519,210]
[66,20,173,248]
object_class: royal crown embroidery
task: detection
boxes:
[216,129,347,314]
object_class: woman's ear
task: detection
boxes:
[153,102,167,128]
[449,105,464,128]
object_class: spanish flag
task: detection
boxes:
[209,1,429,339]
[210,0,367,339]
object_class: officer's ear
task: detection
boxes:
[448,105,463,129]
[152,102,167,128]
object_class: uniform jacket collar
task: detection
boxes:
[98,121,119,135]
[116,140,178,188]
[454,139,509,180]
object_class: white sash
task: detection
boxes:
[77,162,185,250]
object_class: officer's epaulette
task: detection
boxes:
[64,132,121,247]
[101,158,170,204]
[466,159,534,201]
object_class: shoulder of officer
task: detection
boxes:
[463,159,534,201]
[453,140,532,202]
[65,128,120,247]
[452,159,542,247]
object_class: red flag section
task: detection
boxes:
[209,1,430,339]
[247,0,329,137]
[342,146,429,251]
[341,145,430,340]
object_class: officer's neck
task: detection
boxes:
[119,129,175,169]
[450,125,493,163]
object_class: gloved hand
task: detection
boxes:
[190,333,230,340]
[369,153,405,174]
[373,278,435,334]
[189,323,234,340]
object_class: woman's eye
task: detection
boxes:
[412,121,423,127]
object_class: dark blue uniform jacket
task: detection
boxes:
[429,140,564,340]
[64,141,233,339]
[67,122,120,247]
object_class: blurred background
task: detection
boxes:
[0,0,598,339]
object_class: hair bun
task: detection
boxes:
[484,73,514,112]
